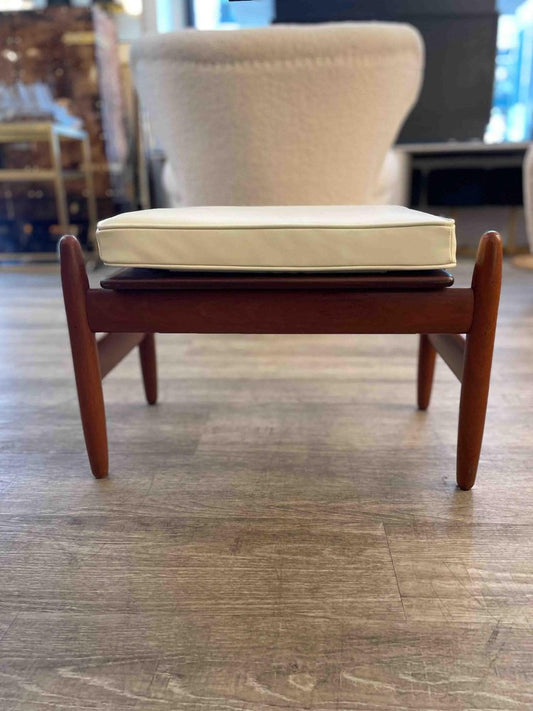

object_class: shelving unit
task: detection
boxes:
[0,121,98,258]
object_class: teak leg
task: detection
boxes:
[456,231,502,490]
[60,235,109,479]
[417,334,437,410]
[139,333,158,405]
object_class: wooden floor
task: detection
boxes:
[0,260,532,710]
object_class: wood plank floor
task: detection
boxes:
[0,260,532,710]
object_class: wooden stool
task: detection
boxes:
[60,226,501,490]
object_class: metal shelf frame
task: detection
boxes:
[0,121,98,249]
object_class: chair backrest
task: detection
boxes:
[132,23,423,206]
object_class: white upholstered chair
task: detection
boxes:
[132,23,422,207]
[160,147,411,208]
[60,23,502,489]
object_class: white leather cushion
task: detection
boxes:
[96,205,456,272]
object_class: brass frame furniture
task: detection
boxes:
[0,121,97,255]
[60,227,502,490]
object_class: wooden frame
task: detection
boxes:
[60,230,502,490]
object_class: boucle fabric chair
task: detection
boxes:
[60,23,502,489]
[132,23,421,206]
[160,147,411,208]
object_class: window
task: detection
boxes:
[488,0,533,141]
[190,0,273,30]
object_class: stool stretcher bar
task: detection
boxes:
[428,334,466,382]
[86,288,474,335]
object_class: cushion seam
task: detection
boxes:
[97,222,454,233]
[100,261,457,269]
